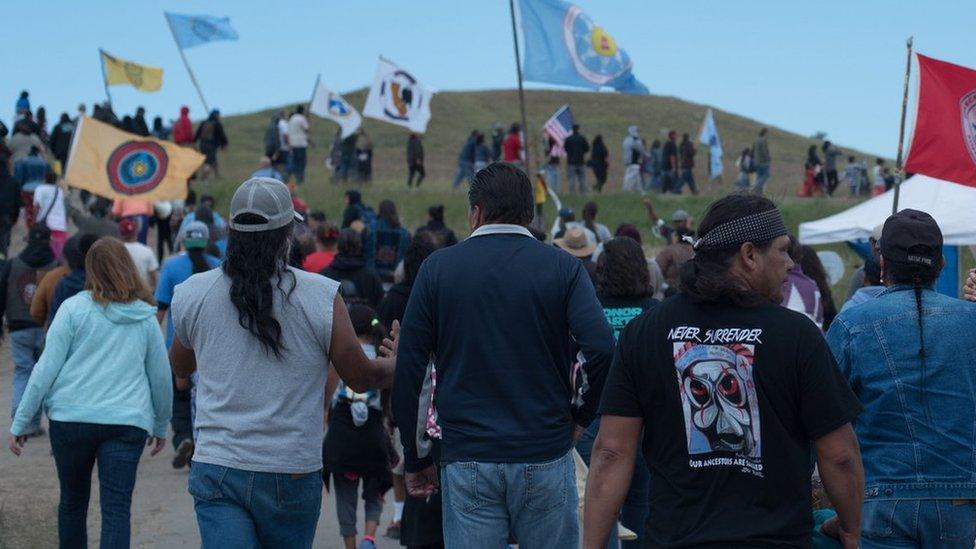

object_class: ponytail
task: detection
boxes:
[188,247,211,274]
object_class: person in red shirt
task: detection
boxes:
[172,106,193,146]
[502,123,523,167]
[302,222,339,273]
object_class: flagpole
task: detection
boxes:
[165,15,210,113]
[892,36,914,214]
[98,49,114,108]
[508,0,531,175]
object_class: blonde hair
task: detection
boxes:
[84,237,156,306]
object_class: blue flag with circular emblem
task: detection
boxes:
[517,0,648,95]
[164,12,239,50]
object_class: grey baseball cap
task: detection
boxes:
[181,221,210,249]
[672,209,690,221]
[228,177,303,232]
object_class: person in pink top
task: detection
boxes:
[112,198,154,245]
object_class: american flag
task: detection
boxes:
[543,104,574,157]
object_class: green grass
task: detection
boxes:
[188,88,924,305]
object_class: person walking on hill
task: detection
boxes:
[584,193,864,548]
[622,126,647,192]
[112,197,154,245]
[394,162,615,548]
[287,106,311,185]
[452,131,478,190]
[800,145,824,198]
[474,133,491,173]
[590,134,609,192]
[491,122,504,161]
[735,147,754,191]
[119,218,159,290]
[0,156,20,260]
[406,133,425,188]
[9,237,173,549]
[565,124,590,194]
[155,222,221,469]
[152,117,170,140]
[822,141,842,197]
[9,122,46,165]
[752,127,771,195]
[172,106,193,147]
[2,224,58,437]
[356,128,374,183]
[132,106,150,137]
[169,178,395,548]
[33,174,68,259]
[678,132,698,195]
[194,110,228,180]
[502,123,523,167]
[660,130,680,194]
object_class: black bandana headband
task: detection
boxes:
[685,208,788,250]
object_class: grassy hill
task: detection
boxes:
[191,88,898,299]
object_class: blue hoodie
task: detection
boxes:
[11,291,172,437]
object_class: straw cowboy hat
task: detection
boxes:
[555,227,597,258]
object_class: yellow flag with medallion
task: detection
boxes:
[100,49,163,92]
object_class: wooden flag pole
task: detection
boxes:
[165,16,210,113]
[892,36,914,214]
[98,49,114,108]
[508,0,531,175]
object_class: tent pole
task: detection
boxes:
[892,36,914,214]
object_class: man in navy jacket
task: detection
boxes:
[393,162,614,548]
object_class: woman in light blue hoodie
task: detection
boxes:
[8,237,172,548]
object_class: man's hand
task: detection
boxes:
[572,424,585,443]
[963,268,976,302]
[405,464,439,498]
[379,320,400,359]
[8,435,27,456]
[821,515,859,549]
[147,436,166,457]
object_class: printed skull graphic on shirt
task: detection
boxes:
[674,343,761,458]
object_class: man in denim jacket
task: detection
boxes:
[827,209,976,549]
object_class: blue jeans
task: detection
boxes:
[861,499,976,548]
[188,461,322,548]
[567,164,587,193]
[754,164,770,195]
[576,420,650,549]
[546,164,562,193]
[9,327,44,433]
[49,420,147,549]
[452,161,474,189]
[441,453,578,549]
[289,147,308,184]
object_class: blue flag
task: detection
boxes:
[698,109,724,179]
[165,12,239,49]
[518,0,648,95]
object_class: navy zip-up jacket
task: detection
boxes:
[393,224,614,472]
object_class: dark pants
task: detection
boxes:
[576,419,650,548]
[290,147,308,184]
[825,169,840,196]
[156,215,173,260]
[171,376,193,449]
[49,420,146,549]
[408,164,426,187]
[677,168,698,195]
[0,215,13,259]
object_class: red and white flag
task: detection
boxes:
[905,53,976,186]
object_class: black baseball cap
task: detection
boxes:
[880,209,943,268]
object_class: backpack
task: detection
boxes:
[357,204,378,228]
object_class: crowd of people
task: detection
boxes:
[3,88,976,549]
[798,140,901,198]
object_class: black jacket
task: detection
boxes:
[378,282,411,328]
[563,133,590,166]
[321,255,384,309]
[0,173,20,221]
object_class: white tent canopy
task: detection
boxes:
[798,174,976,245]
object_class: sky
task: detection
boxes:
[3,0,974,157]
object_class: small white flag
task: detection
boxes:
[698,108,723,179]
[309,78,362,138]
[363,57,435,133]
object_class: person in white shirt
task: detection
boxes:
[287,106,311,185]
[118,218,160,289]
[275,110,290,172]
[32,179,68,260]
[872,158,886,195]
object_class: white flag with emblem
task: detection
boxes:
[362,57,436,133]
[309,77,362,138]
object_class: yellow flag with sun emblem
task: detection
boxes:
[64,117,204,201]
[100,49,163,92]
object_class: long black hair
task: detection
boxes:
[798,244,837,330]
[223,213,295,358]
[187,248,211,274]
[678,194,778,307]
[596,237,652,298]
[348,303,387,350]
[583,201,599,236]
[885,259,941,360]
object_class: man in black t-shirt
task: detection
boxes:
[661,130,679,193]
[583,194,864,549]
